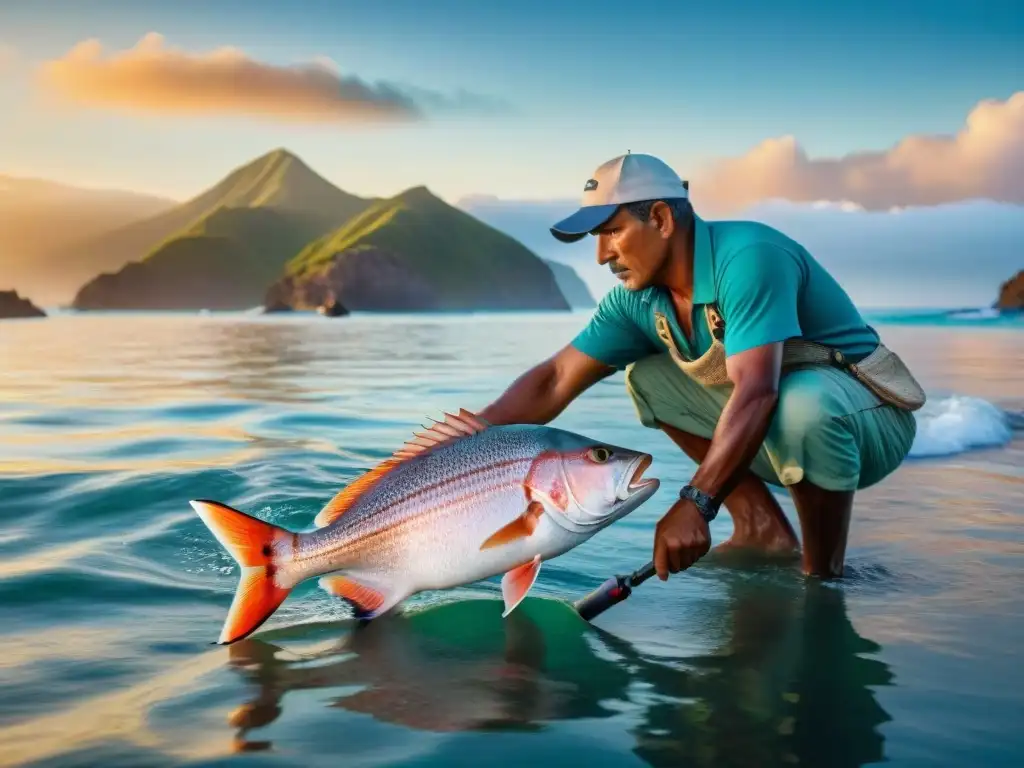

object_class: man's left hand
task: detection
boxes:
[653,497,711,580]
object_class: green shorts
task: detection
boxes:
[624,353,917,492]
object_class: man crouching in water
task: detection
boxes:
[478,152,921,580]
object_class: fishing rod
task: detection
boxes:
[572,560,658,621]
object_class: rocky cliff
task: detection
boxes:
[266,186,571,313]
[994,269,1023,311]
[0,290,46,319]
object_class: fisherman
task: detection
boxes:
[479,152,924,581]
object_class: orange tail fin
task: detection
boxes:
[190,499,295,645]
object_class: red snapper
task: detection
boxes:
[191,408,660,644]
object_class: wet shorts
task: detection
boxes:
[624,352,917,492]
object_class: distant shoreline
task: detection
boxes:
[36,305,1022,319]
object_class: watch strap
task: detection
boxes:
[679,484,719,523]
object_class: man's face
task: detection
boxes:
[590,204,673,291]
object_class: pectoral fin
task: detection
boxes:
[501,554,541,618]
[480,501,544,551]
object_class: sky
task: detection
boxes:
[462,196,1024,308]
[1,0,1023,207]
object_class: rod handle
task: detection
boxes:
[629,560,657,586]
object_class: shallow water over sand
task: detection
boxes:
[0,310,1021,767]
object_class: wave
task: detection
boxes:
[909,395,1017,458]
[864,307,1023,327]
[945,307,1002,321]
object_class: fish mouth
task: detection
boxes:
[618,454,658,500]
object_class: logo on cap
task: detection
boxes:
[584,179,598,191]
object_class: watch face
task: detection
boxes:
[681,485,717,521]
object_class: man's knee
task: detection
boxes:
[771,379,861,491]
[624,358,659,429]
[625,354,719,437]
[772,371,915,491]
[775,384,836,444]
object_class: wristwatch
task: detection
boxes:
[679,484,720,523]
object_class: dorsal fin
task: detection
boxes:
[391,408,489,460]
[313,408,490,528]
[312,457,402,528]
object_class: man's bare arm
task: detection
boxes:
[652,340,785,579]
[688,341,784,503]
[478,345,616,426]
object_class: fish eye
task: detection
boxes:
[587,446,613,463]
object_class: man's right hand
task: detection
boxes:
[653,497,711,580]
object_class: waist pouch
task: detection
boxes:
[653,306,927,412]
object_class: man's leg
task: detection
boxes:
[654,419,799,553]
[788,482,853,578]
[754,365,915,579]
[625,354,917,579]
[625,354,801,557]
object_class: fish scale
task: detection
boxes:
[190,410,660,645]
[323,425,551,528]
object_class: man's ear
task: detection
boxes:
[650,201,675,238]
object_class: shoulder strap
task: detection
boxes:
[704,303,725,340]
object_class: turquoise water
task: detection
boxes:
[1,309,1022,767]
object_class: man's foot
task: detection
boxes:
[654,419,801,559]
[712,478,800,556]
[714,533,799,555]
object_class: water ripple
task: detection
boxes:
[0,311,1020,767]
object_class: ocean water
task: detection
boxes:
[1,308,1021,768]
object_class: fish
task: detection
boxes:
[191,407,660,645]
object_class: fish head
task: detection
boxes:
[526,429,660,535]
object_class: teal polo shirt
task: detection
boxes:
[571,214,880,370]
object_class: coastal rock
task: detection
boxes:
[262,300,293,313]
[266,249,440,311]
[318,299,350,317]
[0,289,46,319]
[994,269,1024,311]
[267,185,570,313]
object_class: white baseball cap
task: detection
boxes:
[550,152,689,243]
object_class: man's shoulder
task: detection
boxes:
[571,284,659,369]
[596,283,657,319]
[706,219,810,290]
[708,218,805,260]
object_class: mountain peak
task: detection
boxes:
[194,147,368,216]
[393,184,443,206]
[254,147,302,165]
[236,147,311,181]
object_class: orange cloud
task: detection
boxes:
[36,33,496,123]
[0,44,17,73]
[690,91,1024,213]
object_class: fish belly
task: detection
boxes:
[332,484,584,596]
[403,509,581,593]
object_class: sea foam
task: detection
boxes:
[909,395,1014,458]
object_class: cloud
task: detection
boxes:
[0,44,17,73]
[35,33,499,123]
[690,91,1024,213]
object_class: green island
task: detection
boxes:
[67,149,589,314]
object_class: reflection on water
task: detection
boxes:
[226,577,892,768]
[0,312,549,410]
